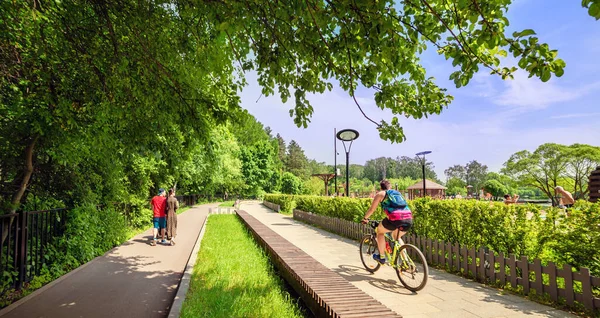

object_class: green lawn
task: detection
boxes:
[181,215,304,318]
[218,200,236,207]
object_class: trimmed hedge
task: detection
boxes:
[263,194,296,214]
[264,194,386,220]
[264,194,600,277]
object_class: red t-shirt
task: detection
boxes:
[151,196,167,218]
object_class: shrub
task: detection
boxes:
[265,193,600,276]
[281,172,302,195]
[264,194,296,214]
[294,195,385,222]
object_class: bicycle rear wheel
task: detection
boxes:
[359,234,381,273]
[395,244,428,292]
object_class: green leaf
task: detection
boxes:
[517,29,536,37]
[589,3,600,19]
[541,69,551,82]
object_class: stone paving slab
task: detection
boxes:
[0,204,215,318]
[243,201,578,318]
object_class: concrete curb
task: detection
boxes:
[167,213,210,318]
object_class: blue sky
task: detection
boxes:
[239,0,600,179]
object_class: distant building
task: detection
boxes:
[407,179,447,200]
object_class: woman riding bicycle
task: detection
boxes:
[361,180,413,264]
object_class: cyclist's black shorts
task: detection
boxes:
[382,218,413,232]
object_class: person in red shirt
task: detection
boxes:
[150,188,167,246]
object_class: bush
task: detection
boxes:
[264,194,385,221]
[281,172,302,195]
[56,205,129,266]
[294,195,385,222]
[264,194,296,213]
[265,193,600,277]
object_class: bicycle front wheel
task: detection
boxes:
[395,244,428,292]
[359,234,381,273]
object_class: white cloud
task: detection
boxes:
[470,72,498,98]
[494,71,600,108]
[550,112,600,119]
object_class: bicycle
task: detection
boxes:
[359,219,429,292]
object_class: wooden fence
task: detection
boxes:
[262,201,280,212]
[293,209,600,313]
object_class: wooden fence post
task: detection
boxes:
[562,264,574,307]
[488,250,495,284]
[509,254,517,288]
[580,267,594,311]
[426,238,432,265]
[532,259,543,296]
[461,246,468,277]
[453,242,460,272]
[446,241,452,270]
[469,247,477,279]
[478,248,486,282]
[547,262,558,302]
[439,239,445,267]
[498,252,505,286]
[521,256,530,294]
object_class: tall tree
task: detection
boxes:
[503,143,569,206]
[286,140,309,179]
[276,134,287,168]
[565,144,600,199]
[445,161,488,192]
[446,177,467,196]
[394,156,438,181]
[445,165,467,181]
[465,160,489,191]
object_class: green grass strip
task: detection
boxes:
[218,200,235,207]
[180,215,304,318]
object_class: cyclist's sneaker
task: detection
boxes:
[150,239,157,246]
[161,239,168,245]
[372,253,386,264]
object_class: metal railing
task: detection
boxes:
[1,208,67,294]
[1,194,201,295]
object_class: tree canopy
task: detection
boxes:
[1,0,599,212]
[503,143,600,205]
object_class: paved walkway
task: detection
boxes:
[242,202,576,318]
[0,203,214,318]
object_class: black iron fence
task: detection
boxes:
[1,208,68,294]
[1,195,201,295]
[175,194,199,207]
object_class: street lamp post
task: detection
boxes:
[416,151,432,198]
[334,128,337,196]
[336,129,359,197]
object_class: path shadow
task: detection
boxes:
[3,252,181,318]
[120,235,174,247]
[332,264,415,296]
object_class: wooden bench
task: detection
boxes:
[236,210,401,318]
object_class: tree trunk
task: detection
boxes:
[1,136,38,245]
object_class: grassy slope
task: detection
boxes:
[181,215,303,318]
